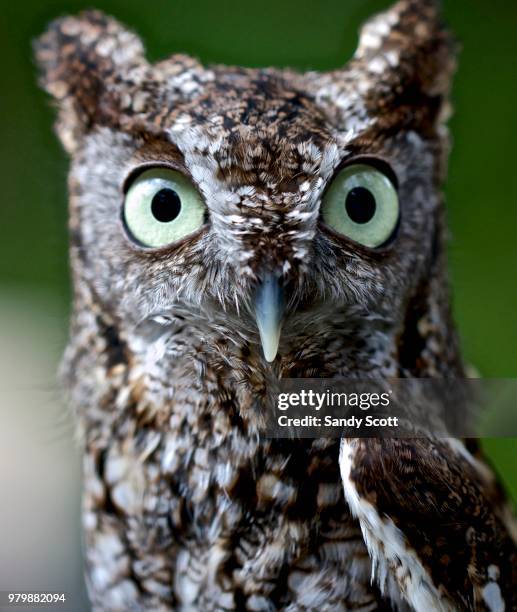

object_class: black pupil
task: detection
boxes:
[345,187,376,224]
[151,188,181,223]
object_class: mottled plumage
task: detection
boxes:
[35,1,516,610]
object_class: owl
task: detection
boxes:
[35,0,516,610]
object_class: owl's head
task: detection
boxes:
[35,0,462,378]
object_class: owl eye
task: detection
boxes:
[123,168,206,248]
[321,164,399,248]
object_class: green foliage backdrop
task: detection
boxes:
[1,0,516,498]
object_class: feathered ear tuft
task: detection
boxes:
[311,0,457,135]
[34,11,147,152]
[354,0,456,100]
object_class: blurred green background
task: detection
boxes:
[0,0,515,606]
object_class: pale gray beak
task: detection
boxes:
[254,273,285,362]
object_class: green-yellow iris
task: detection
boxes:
[124,168,206,248]
[321,164,399,248]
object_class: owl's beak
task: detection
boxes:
[254,273,285,362]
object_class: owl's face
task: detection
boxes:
[36,1,458,374]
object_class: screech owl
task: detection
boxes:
[35,0,516,610]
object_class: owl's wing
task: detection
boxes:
[340,437,517,611]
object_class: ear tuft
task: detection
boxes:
[354,0,457,115]
[311,0,457,136]
[34,11,147,152]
